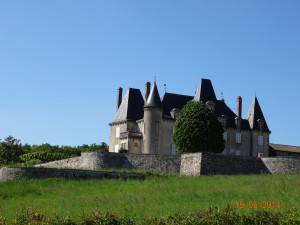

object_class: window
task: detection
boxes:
[114,144,119,153]
[121,143,127,149]
[144,123,146,134]
[223,132,228,142]
[236,133,242,143]
[258,135,264,146]
[155,139,158,153]
[235,150,241,156]
[116,127,120,138]
[156,121,159,133]
[258,153,264,158]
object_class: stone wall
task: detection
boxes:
[33,152,300,176]
[180,153,202,176]
[36,152,181,173]
[261,157,300,174]
[0,167,145,181]
[200,153,270,175]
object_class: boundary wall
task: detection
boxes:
[1,152,299,180]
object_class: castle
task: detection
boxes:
[109,78,271,157]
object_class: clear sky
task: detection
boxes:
[0,1,300,146]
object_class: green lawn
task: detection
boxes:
[0,173,299,221]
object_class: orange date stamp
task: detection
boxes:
[235,200,281,209]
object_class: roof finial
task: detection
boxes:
[154,74,157,83]
[164,83,167,93]
[221,92,225,101]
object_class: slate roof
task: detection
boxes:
[246,97,270,132]
[270,144,300,154]
[144,82,162,108]
[194,78,217,102]
[111,88,144,123]
[161,93,194,117]
[111,79,269,132]
[214,100,242,128]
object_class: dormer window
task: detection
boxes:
[170,108,180,119]
[206,101,216,111]
[221,115,228,127]
[235,117,242,129]
[257,119,265,131]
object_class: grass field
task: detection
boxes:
[0,173,299,221]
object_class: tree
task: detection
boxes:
[0,136,23,164]
[173,101,224,154]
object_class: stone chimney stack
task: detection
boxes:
[236,96,242,118]
[145,81,151,101]
[116,87,123,111]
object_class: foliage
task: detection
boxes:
[0,207,299,224]
[0,136,23,164]
[0,136,109,166]
[78,142,109,153]
[20,151,68,164]
[119,148,128,153]
[173,100,224,154]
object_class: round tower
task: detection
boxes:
[143,82,163,154]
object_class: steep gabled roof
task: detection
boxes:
[246,96,270,132]
[144,82,162,108]
[111,88,144,123]
[161,93,194,117]
[194,78,217,103]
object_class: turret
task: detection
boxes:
[143,82,163,154]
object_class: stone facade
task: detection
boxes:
[33,152,300,176]
[261,157,300,174]
[36,152,181,173]
[0,167,145,181]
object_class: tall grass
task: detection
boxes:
[0,173,299,220]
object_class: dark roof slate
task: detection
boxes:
[111,88,144,123]
[144,82,162,108]
[246,97,270,132]
[194,78,217,103]
[161,93,194,116]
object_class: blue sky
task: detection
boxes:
[0,1,299,146]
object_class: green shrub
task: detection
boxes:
[20,151,68,163]
[0,207,300,225]
[173,101,224,154]
[119,148,128,153]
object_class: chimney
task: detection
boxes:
[236,96,242,118]
[145,81,151,101]
[116,87,123,111]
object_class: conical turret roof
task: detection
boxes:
[246,96,270,132]
[144,82,162,108]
